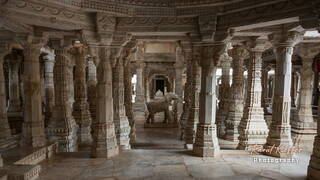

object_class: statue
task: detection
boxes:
[145,92,179,124]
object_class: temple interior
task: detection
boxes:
[0,0,320,180]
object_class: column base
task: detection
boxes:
[237,111,269,150]
[91,146,119,158]
[21,122,47,148]
[47,119,79,152]
[307,136,320,180]
[184,121,197,146]
[115,116,131,150]
[264,125,293,158]
[291,123,317,152]
[193,124,220,157]
[223,115,241,143]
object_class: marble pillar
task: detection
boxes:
[21,40,47,147]
[71,45,92,145]
[216,52,231,138]
[87,56,97,140]
[307,93,320,179]
[42,47,55,126]
[174,63,184,123]
[237,43,269,149]
[134,62,146,121]
[47,42,78,152]
[224,45,248,143]
[91,47,119,158]
[264,31,303,157]
[292,44,320,147]
[7,53,22,113]
[184,46,201,149]
[0,48,11,140]
[193,44,223,157]
[261,63,270,114]
[180,52,192,140]
[124,60,136,143]
[113,56,131,150]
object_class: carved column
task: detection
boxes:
[180,51,192,140]
[307,87,320,179]
[292,44,320,147]
[47,40,78,152]
[0,46,11,140]
[113,55,131,150]
[224,45,248,144]
[184,45,201,149]
[124,59,136,143]
[216,51,232,138]
[175,43,185,123]
[193,44,224,157]
[42,47,55,125]
[21,39,47,147]
[134,62,146,120]
[261,63,270,114]
[7,53,22,113]
[91,47,119,158]
[237,41,269,149]
[87,56,97,138]
[71,44,92,145]
[264,31,303,157]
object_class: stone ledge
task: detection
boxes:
[0,136,20,152]
[4,165,40,180]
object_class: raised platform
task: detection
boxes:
[1,142,58,180]
[144,122,178,128]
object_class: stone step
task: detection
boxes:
[0,136,19,152]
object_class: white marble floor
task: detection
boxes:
[39,124,311,180]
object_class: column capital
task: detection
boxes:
[296,43,320,59]
[201,42,227,68]
[268,31,304,47]
[68,43,89,57]
[228,45,249,60]
[245,39,271,53]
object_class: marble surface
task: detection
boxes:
[39,123,311,180]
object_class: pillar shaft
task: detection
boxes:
[216,52,231,138]
[134,62,146,120]
[193,44,224,157]
[113,57,131,150]
[292,44,320,147]
[71,45,92,144]
[184,49,201,148]
[264,31,302,157]
[224,45,248,143]
[22,42,46,147]
[0,50,11,139]
[124,61,136,143]
[47,44,78,152]
[261,63,270,114]
[238,47,269,149]
[8,54,21,113]
[43,48,55,126]
[91,47,119,158]
[87,57,97,139]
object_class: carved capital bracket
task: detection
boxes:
[228,45,249,61]
[198,14,217,41]
[268,31,304,47]
[96,13,116,44]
